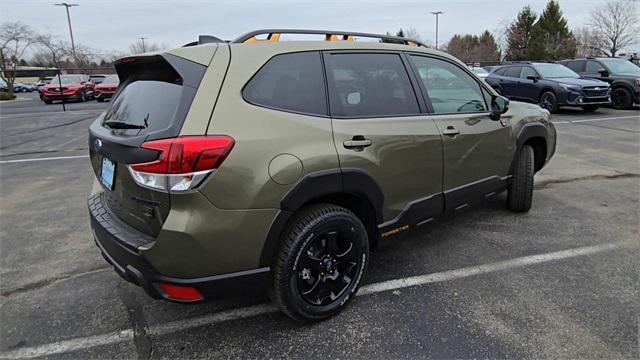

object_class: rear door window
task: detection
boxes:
[504,66,522,78]
[324,53,419,117]
[586,60,603,74]
[565,60,585,72]
[243,51,327,116]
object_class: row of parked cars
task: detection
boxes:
[37,74,120,104]
[471,57,639,112]
[0,79,38,92]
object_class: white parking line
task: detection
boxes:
[553,115,639,124]
[1,240,631,359]
[0,155,89,164]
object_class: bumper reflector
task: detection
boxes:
[158,283,204,302]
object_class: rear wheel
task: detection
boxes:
[43,99,52,104]
[271,204,369,322]
[539,91,558,113]
[507,145,534,212]
[581,105,599,112]
[612,87,633,110]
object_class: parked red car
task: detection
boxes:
[93,74,120,102]
[40,74,95,104]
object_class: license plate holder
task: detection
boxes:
[100,157,116,190]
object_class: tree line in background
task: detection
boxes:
[0,21,166,96]
[396,0,638,63]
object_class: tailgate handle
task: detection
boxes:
[343,136,372,150]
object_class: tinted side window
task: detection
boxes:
[243,52,327,116]
[521,67,537,79]
[586,60,603,74]
[494,67,507,76]
[565,60,585,72]
[505,66,522,78]
[410,55,488,114]
[324,53,419,117]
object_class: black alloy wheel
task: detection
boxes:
[272,204,369,322]
[539,91,558,113]
[612,87,633,110]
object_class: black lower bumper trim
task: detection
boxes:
[89,194,271,302]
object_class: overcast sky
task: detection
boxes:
[1,0,634,56]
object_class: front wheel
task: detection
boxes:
[507,145,534,212]
[79,90,86,102]
[539,91,559,113]
[612,87,633,110]
[581,105,599,112]
[271,204,369,322]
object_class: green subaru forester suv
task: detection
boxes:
[88,30,556,322]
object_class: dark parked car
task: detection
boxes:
[558,58,640,109]
[93,74,119,102]
[40,74,95,104]
[485,62,611,112]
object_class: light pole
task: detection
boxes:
[138,36,148,52]
[54,3,78,61]
[431,11,444,50]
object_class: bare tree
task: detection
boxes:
[588,0,640,56]
[128,40,167,55]
[574,27,607,57]
[33,34,72,68]
[0,22,34,96]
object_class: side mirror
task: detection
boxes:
[598,69,609,77]
[489,95,509,121]
[526,75,539,82]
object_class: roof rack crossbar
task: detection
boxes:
[232,29,427,47]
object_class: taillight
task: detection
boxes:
[128,136,234,192]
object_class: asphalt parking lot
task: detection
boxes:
[0,95,638,359]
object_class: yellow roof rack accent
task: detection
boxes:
[233,29,426,47]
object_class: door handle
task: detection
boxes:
[343,136,372,150]
[442,126,460,136]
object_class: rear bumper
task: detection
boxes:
[88,193,270,301]
[95,90,115,99]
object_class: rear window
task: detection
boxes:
[102,56,187,135]
[103,81,182,133]
[243,52,327,116]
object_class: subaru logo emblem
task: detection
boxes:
[95,139,102,151]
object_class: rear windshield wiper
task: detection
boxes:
[103,120,146,129]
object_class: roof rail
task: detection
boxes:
[232,29,427,47]
[183,35,226,47]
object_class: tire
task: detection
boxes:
[44,100,52,104]
[507,145,534,212]
[539,91,559,113]
[581,105,599,112]
[611,87,634,110]
[79,91,86,102]
[96,97,104,102]
[271,204,369,322]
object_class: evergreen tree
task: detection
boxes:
[529,0,576,60]
[477,31,501,62]
[505,5,537,61]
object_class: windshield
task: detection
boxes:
[534,64,580,79]
[101,75,120,84]
[599,59,640,75]
[49,75,84,85]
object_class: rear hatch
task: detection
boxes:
[88,53,207,237]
